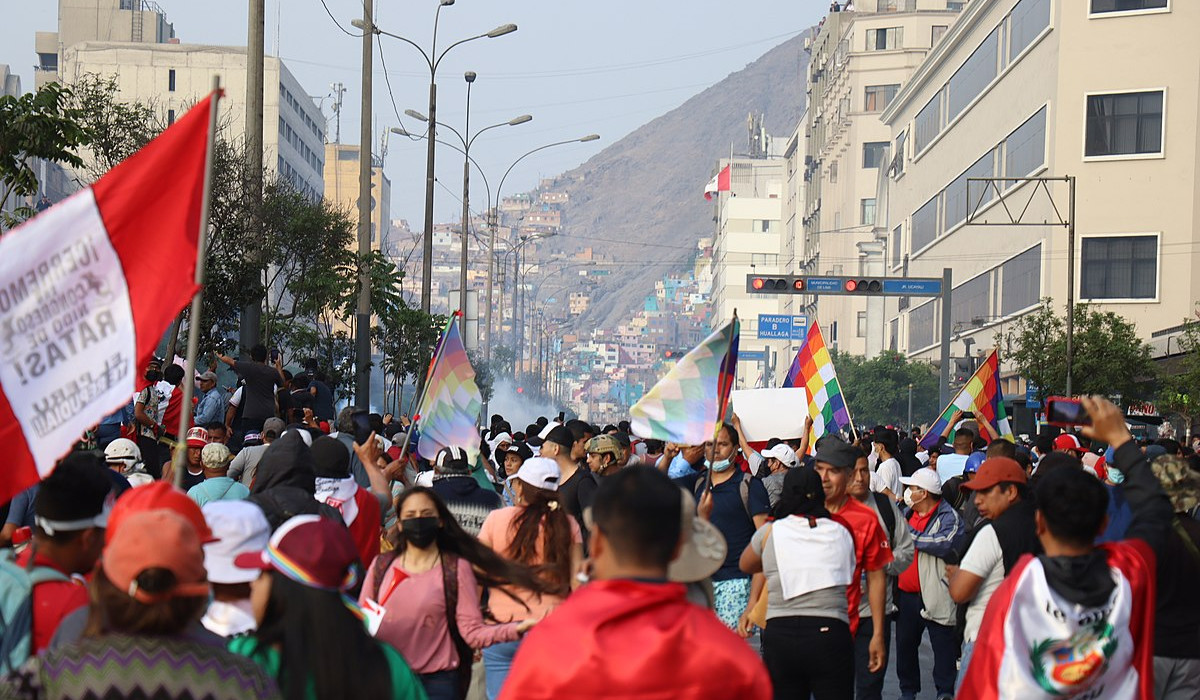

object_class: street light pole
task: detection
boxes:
[459,72,474,323]
[354,0,374,406]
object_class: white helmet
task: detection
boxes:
[104,438,142,466]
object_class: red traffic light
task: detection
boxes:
[752,277,765,290]
[846,279,882,292]
[793,279,805,291]
[845,279,858,292]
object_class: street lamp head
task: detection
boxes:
[350,18,378,33]
[579,134,601,142]
[390,126,410,136]
[405,109,430,122]
[464,71,477,83]
[487,23,518,38]
[508,114,533,126]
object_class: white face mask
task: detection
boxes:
[708,457,734,473]
[903,487,924,509]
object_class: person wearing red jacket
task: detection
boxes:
[959,396,1173,699]
[500,466,771,700]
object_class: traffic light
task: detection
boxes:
[844,278,883,293]
[662,348,685,360]
[747,276,805,293]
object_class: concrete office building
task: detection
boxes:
[708,141,793,388]
[36,0,175,89]
[882,0,1199,367]
[800,0,965,357]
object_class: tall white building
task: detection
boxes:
[800,0,965,356]
[36,0,175,89]
[708,135,792,388]
[882,0,1199,366]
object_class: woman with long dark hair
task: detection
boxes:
[360,486,550,700]
[478,457,582,698]
[230,514,425,700]
[739,466,859,700]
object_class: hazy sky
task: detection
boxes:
[2,1,823,224]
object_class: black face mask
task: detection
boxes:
[144,370,163,383]
[401,517,440,549]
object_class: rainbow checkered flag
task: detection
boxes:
[414,315,482,462]
[919,349,1013,450]
[630,317,739,445]
[782,320,851,443]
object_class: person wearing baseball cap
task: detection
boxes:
[540,423,597,548]
[759,443,798,508]
[499,466,770,700]
[584,434,623,477]
[2,509,281,699]
[231,515,425,699]
[194,370,225,429]
[949,457,1039,683]
[187,443,251,508]
[164,426,211,490]
[1053,432,1085,456]
[200,500,271,638]
[894,466,965,700]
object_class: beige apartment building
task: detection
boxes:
[36,0,175,89]
[800,0,965,357]
[882,0,1198,366]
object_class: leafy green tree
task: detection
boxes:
[1157,305,1200,439]
[375,307,445,413]
[1003,298,1155,403]
[831,349,939,428]
[67,73,163,181]
[0,83,90,227]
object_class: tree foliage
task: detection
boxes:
[375,307,445,413]
[1157,305,1200,437]
[67,73,163,181]
[831,349,939,429]
[0,83,90,227]
[1003,298,1155,403]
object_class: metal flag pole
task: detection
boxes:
[173,76,223,489]
[395,312,458,462]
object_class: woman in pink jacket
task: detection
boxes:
[360,487,549,700]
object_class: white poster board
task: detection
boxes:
[731,388,809,442]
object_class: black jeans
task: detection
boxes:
[419,669,460,700]
[895,590,957,697]
[854,614,891,700]
[763,616,854,700]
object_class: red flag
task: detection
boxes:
[703,164,732,201]
[0,94,216,504]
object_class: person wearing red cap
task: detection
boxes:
[231,514,425,700]
[163,426,211,490]
[1,510,281,699]
[948,457,1041,689]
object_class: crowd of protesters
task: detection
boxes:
[2,346,1200,700]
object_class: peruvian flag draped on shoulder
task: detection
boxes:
[703,164,731,201]
[629,315,739,445]
[0,93,217,504]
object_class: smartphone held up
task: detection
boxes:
[1045,396,1092,428]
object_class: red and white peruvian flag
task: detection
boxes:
[703,164,731,201]
[0,93,217,504]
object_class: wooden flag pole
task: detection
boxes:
[394,312,458,463]
[173,76,223,490]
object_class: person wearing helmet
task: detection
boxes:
[104,438,154,488]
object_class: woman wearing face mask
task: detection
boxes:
[680,423,771,639]
[478,458,583,699]
[360,487,550,700]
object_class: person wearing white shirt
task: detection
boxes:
[871,430,902,501]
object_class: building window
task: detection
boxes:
[947,28,998,123]
[864,84,900,112]
[892,131,906,177]
[862,141,889,168]
[942,150,995,234]
[828,160,838,183]
[931,25,948,45]
[861,199,877,226]
[1085,90,1164,157]
[1009,0,1051,60]
[1091,0,1168,13]
[911,196,939,252]
[857,312,868,338]
[1005,106,1047,177]
[909,300,936,351]
[1081,235,1158,299]
[866,27,903,51]
[889,318,899,351]
[1000,244,1041,315]
[914,93,942,153]
[167,109,175,125]
[168,69,176,92]
[753,220,776,233]
[950,273,991,330]
[891,225,903,269]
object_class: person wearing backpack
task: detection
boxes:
[1,455,111,671]
[359,487,548,700]
[675,423,770,638]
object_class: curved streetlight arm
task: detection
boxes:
[496,136,600,202]
[434,32,488,72]
[391,127,492,212]
[371,25,434,72]
[466,115,530,150]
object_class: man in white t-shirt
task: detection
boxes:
[947,457,1035,687]
[871,428,902,502]
[933,428,975,484]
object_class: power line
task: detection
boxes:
[316,0,360,37]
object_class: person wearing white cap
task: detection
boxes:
[200,501,271,637]
[894,467,965,700]
[759,443,799,508]
[479,457,582,699]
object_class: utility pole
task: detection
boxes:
[354,0,374,406]
[420,82,437,313]
[241,0,265,355]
